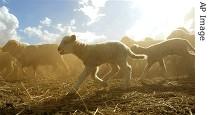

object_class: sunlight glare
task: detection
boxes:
[126,0,194,41]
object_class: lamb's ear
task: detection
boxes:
[132,44,139,48]
[130,44,139,51]
[71,35,76,41]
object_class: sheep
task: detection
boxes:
[0,52,17,79]
[58,35,146,92]
[167,27,195,47]
[2,40,68,78]
[166,27,195,77]
[167,27,194,39]
[131,38,194,79]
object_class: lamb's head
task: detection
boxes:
[58,35,76,55]
[130,44,145,54]
[2,40,19,51]
[2,40,22,56]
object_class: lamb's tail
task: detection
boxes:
[128,49,147,59]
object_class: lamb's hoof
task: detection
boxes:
[140,79,152,85]
[101,81,108,87]
[65,93,77,100]
[120,86,129,91]
[137,78,142,82]
[120,84,130,91]
[65,90,77,97]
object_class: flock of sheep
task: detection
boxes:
[0,27,195,93]
[0,40,69,81]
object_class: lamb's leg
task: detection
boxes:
[159,59,168,74]
[72,66,92,91]
[139,62,153,80]
[103,64,120,82]
[3,61,15,81]
[91,67,103,82]
[6,61,15,78]
[59,56,69,73]
[32,66,37,80]
[119,62,132,89]
[17,63,27,78]
[22,67,27,76]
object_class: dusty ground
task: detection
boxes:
[0,75,194,115]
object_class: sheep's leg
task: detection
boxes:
[22,67,27,76]
[159,59,170,78]
[139,62,153,80]
[16,63,27,78]
[118,62,131,90]
[32,66,37,80]
[90,66,110,87]
[91,67,104,83]
[72,66,92,91]
[159,59,167,75]
[60,56,69,72]
[56,56,69,74]
[6,61,15,78]
[103,64,120,82]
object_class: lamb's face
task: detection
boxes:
[2,40,18,51]
[2,40,20,56]
[130,44,145,54]
[58,35,76,55]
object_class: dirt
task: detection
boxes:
[0,75,194,115]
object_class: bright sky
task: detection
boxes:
[0,0,194,44]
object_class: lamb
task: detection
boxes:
[130,38,194,79]
[58,35,146,92]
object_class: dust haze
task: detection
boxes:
[0,26,195,114]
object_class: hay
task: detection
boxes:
[0,76,194,114]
